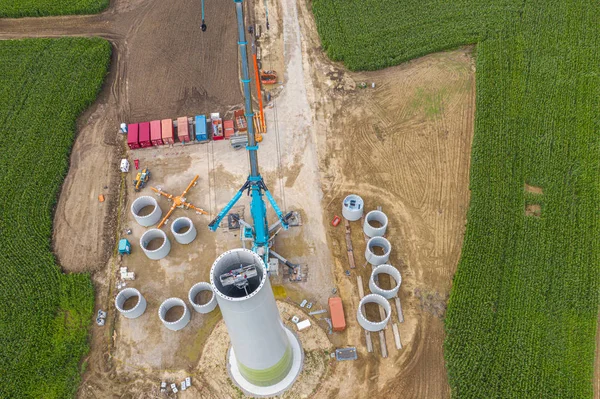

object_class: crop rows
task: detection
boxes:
[0,0,108,18]
[0,38,110,398]
[313,0,600,397]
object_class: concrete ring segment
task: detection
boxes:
[342,194,364,221]
[158,298,190,331]
[365,236,391,266]
[210,248,296,389]
[369,264,402,299]
[363,210,388,237]
[140,228,171,260]
[188,282,218,313]
[131,196,162,227]
[356,293,391,332]
[171,217,197,245]
[115,288,147,319]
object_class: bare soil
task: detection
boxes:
[292,0,475,396]
[525,183,544,194]
[194,291,213,306]
[525,204,542,217]
[175,225,190,234]
[122,296,138,311]
[164,306,185,323]
[136,205,154,217]
[144,237,164,251]
[368,220,383,228]
[364,302,383,323]
[371,246,386,256]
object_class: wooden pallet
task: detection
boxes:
[357,275,373,353]
[344,219,356,269]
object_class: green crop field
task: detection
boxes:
[0,0,108,17]
[0,38,110,398]
[313,1,600,398]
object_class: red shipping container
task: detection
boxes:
[161,119,174,144]
[150,120,163,146]
[139,121,152,147]
[224,120,235,139]
[329,297,346,332]
[177,116,190,143]
[127,123,140,150]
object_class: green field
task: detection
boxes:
[0,38,110,398]
[0,0,108,17]
[313,1,600,397]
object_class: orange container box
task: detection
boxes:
[328,297,346,332]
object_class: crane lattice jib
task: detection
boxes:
[207,0,288,266]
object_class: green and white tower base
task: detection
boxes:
[210,249,304,396]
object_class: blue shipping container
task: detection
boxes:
[195,115,208,141]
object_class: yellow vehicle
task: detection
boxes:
[133,168,150,192]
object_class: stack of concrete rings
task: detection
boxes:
[356,294,391,332]
[131,196,162,227]
[363,210,388,237]
[140,229,171,260]
[115,288,147,319]
[188,282,218,313]
[369,264,401,299]
[365,236,391,266]
[158,298,191,331]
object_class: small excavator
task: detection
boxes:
[133,168,150,192]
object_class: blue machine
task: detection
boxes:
[118,239,131,255]
[195,115,208,141]
[208,0,292,269]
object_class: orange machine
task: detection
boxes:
[150,175,208,228]
[329,297,346,332]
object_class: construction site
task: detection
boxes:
[1,0,476,397]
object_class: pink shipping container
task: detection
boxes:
[161,119,174,144]
[150,120,163,146]
[127,123,140,150]
[224,120,235,139]
[177,116,190,143]
[139,122,152,147]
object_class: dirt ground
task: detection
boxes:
[1,0,478,397]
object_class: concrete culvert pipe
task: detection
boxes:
[188,282,217,313]
[115,288,147,319]
[342,194,364,221]
[356,293,391,332]
[171,217,197,245]
[131,196,162,227]
[369,264,402,299]
[140,229,171,260]
[365,236,391,266]
[158,298,190,331]
[363,210,388,237]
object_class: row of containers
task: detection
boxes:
[127,110,247,150]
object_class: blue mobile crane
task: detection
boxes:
[207,0,295,271]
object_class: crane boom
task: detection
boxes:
[208,0,289,268]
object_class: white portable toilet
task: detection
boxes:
[120,159,130,173]
[120,122,128,133]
